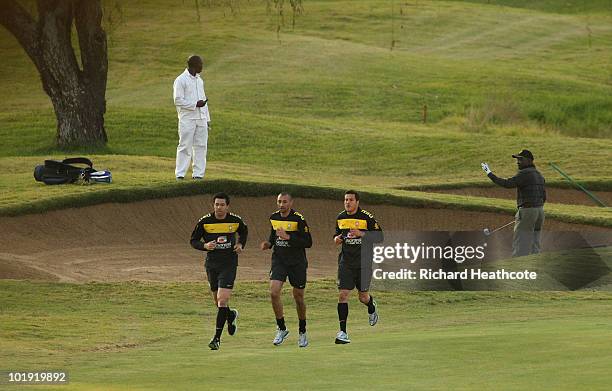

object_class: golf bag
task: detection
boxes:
[33,157,112,185]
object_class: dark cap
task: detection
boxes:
[512,149,534,160]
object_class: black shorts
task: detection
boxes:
[206,264,237,291]
[270,260,307,289]
[337,262,371,292]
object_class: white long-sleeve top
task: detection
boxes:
[173,69,210,122]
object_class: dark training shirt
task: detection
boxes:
[267,209,312,265]
[335,207,383,268]
[191,212,248,266]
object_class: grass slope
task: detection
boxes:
[1,155,611,227]
[0,0,610,222]
[1,280,611,390]
[2,1,611,138]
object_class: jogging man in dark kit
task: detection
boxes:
[334,190,383,344]
[191,192,248,350]
[261,193,312,348]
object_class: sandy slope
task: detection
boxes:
[0,195,607,282]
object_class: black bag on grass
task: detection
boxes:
[34,157,111,185]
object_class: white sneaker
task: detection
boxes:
[273,328,289,346]
[298,332,308,348]
[335,330,350,344]
[369,299,379,326]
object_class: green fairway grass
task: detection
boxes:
[1,0,611,222]
[1,279,611,390]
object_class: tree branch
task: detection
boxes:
[0,0,41,66]
[35,0,82,100]
[74,0,108,104]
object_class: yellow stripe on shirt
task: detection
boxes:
[203,223,239,233]
[337,218,368,230]
[270,220,299,231]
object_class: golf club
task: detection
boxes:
[483,220,514,236]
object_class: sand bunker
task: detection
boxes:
[0,195,608,283]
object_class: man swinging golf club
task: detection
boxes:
[481,149,546,257]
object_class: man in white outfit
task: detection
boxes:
[173,55,211,180]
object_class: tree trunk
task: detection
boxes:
[50,82,107,148]
[0,0,108,148]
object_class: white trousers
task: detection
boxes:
[175,119,208,178]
